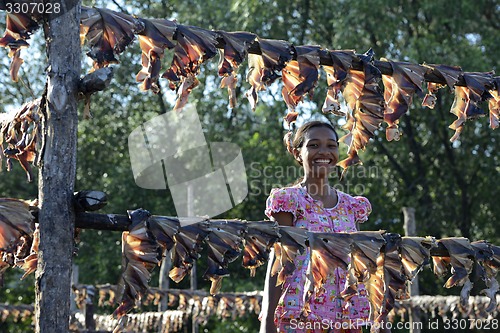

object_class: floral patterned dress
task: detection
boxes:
[265,184,372,332]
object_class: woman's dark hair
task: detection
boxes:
[284,120,339,155]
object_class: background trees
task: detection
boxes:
[0,0,498,332]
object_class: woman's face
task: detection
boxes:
[294,126,339,179]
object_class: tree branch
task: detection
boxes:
[373,139,411,188]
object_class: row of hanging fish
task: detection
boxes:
[1,200,499,332]
[73,283,262,326]
[113,208,500,332]
[0,303,33,324]
[112,208,277,320]
[72,310,186,333]
[391,295,500,323]
[4,293,499,332]
[1,7,498,175]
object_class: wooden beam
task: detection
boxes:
[75,212,130,231]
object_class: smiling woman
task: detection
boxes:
[259,121,375,333]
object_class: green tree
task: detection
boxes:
[1,0,498,332]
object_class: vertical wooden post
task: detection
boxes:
[187,185,199,333]
[71,265,79,312]
[158,250,171,311]
[84,286,96,331]
[402,207,421,333]
[35,3,81,333]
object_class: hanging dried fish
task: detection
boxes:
[400,236,437,280]
[245,54,266,111]
[337,50,384,174]
[283,111,299,128]
[218,31,256,77]
[432,238,475,308]
[448,86,470,142]
[71,284,95,310]
[135,18,177,93]
[365,247,385,330]
[0,99,40,182]
[81,283,263,326]
[96,284,119,307]
[242,221,280,277]
[15,225,39,279]
[322,50,356,114]
[162,25,219,111]
[220,74,239,109]
[340,69,363,115]
[281,45,321,112]
[218,31,256,108]
[421,82,442,109]
[259,38,293,83]
[281,60,302,111]
[142,288,162,306]
[245,38,292,110]
[0,198,34,285]
[487,77,500,129]
[378,234,407,326]
[0,197,32,241]
[0,303,34,323]
[341,231,386,302]
[113,209,162,320]
[421,64,462,109]
[0,10,40,82]
[448,72,494,142]
[148,215,180,253]
[299,232,353,320]
[169,223,209,283]
[271,226,308,287]
[462,72,494,113]
[307,232,352,292]
[392,295,500,323]
[80,6,139,70]
[201,222,244,295]
[381,59,427,141]
[469,241,494,309]
[479,244,500,312]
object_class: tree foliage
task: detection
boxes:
[0,0,498,332]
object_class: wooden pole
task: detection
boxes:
[402,207,421,333]
[35,3,81,332]
[84,286,96,331]
[187,185,199,333]
[71,265,79,312]
[158,251,171,311]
